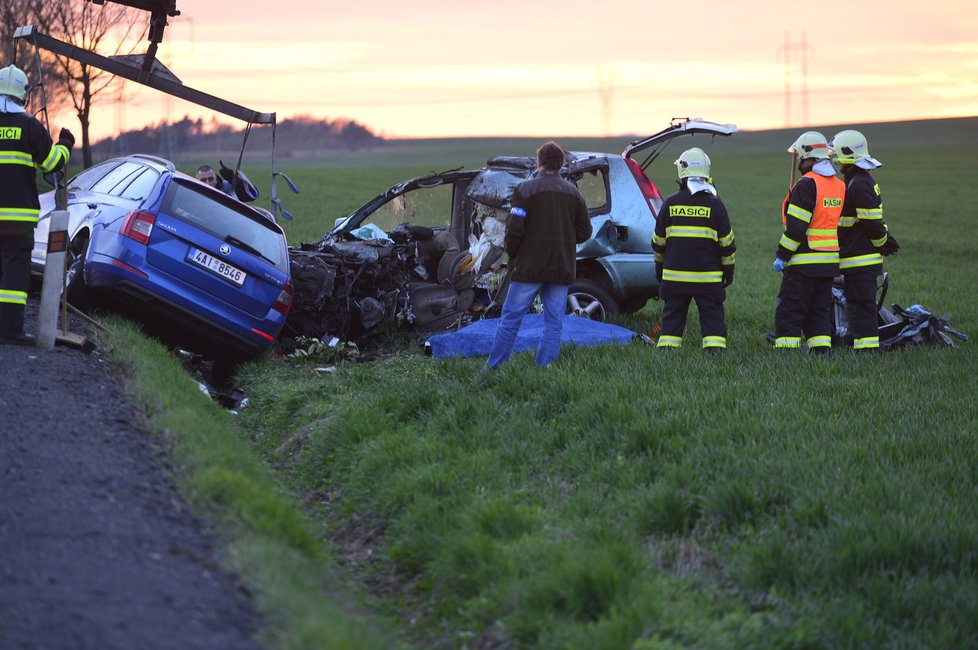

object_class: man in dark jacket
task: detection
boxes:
[652,147,736,351]
[0,65,73,345]
[485,141,591,369]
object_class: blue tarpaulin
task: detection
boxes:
[426,314,638,358]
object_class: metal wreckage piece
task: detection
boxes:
[281,221,506,350]
[832,274,968,349]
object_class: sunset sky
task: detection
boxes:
[62,0,978,141]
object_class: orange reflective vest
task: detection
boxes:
[782,172,845,251]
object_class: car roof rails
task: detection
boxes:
[129,153,176,172]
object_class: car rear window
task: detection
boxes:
[162,179,288,272]
[68,161,121,191]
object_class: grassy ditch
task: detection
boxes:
[234,121,978,648]
[101,318,404,650]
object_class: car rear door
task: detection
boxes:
[622,118,738,170]
[146,178,289,319]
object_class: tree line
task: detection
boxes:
[91,115,383,162]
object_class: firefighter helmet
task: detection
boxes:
[0,65,29,102]
[787,131,830,160]
[829,129,881,168]
[674,147,711,179]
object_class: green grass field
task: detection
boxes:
[140,117,978,649]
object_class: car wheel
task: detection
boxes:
[65,234,90,308]
[567,279,619,321]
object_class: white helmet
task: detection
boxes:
[787,131,830,160]
[0,65,29,102]
[830,129,882,169]
[674,147,711,179]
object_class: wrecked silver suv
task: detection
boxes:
[285,118,736,344]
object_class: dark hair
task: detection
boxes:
[537,141,565,171]
[197,164,215,174]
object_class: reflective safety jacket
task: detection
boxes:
[652,184,735,289]
[839,166,889,275]
[776,171,845,278]
[0,111,70,235]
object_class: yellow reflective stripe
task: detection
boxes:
[785,252,839,266]
[662,269,723,283]
[840,253,883,269]
[856,207,883,220]
[0,207,40,222]
[786,204,812,223]
[702,336,726,348]
[870,234,888,247]
[838,216,858,228]
[807,335,831,348]
[653,253,663,263]
[40,143,70,173]
[775,337,801,348]
[807,228,836,236]
[719,231,734,246]
[0,290,28,305]
[721,254,735,265]
[779,234,801,251]
[656,335,682,348]
[665,225,717,240]
[652,234,666,246]
[854,337,880,349]
[0,150,35,167]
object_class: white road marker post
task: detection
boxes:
[36,210,69,350]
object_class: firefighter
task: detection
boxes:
[652,147,735,352]
[0,64,73,346]
[829,129,899,351]
[773,131,845,353]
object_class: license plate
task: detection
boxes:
[187,247,247,286]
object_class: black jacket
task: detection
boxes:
[505,170,591,283]
[839,166,890,275]
[652,183,735,289]
[0,110,71,236]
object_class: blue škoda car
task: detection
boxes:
[31,154,293,371]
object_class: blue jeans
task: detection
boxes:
[485,281,568,369]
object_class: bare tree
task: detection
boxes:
[46,0,146,167]
[1,0,69,120]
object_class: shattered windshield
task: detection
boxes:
[366,184,453,232]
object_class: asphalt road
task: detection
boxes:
[0,299,263,650]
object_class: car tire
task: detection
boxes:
[65,234,90,309]
[567,279,619,321]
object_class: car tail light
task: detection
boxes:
[626,158,662,216]
[121,210,157,244]
[272,279,293,316]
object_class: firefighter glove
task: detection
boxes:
[772,257,786,272]
[722,266,734,288]
[880,233,900,256]
[58,128,75,149]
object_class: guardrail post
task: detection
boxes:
[36,210,69,350]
